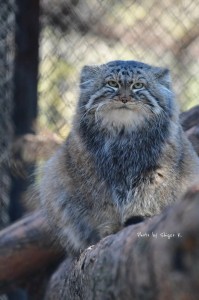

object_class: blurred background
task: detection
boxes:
[39,0,199,137]
[0,0,199,299]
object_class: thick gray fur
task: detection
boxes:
[39,60,199,254]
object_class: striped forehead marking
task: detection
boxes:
[105,66,145,84]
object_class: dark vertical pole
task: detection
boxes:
[9,0,40,222]
[13,0,39,135]
[8,1,40,299]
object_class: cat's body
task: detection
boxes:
[39,60,199,253]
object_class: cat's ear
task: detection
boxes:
[80,65,100,85]
[154,67,171,89]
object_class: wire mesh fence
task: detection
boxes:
[0,0,15,230]
[0,1,15,299]
[39,0,199,138]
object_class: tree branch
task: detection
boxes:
[180,105,199,131]
[0,211,64,293]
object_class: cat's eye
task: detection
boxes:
[107,80,119,88]
[132,82,145,90]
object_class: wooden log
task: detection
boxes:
[12,133,62,164]
[181,105,199,155]
[0,211,64,293]
[45,184,199,300]
[186,125,199,155]
[180,105,199,131]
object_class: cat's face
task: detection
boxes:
[78,60,174,131]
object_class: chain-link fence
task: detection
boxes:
[39,0,199,138]
[0,2,15,300]
[0,0,14,230]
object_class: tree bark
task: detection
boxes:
[45,184,199,300]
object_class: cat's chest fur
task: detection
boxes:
[87,125,168,205]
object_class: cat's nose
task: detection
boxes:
[120,97,129,104]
